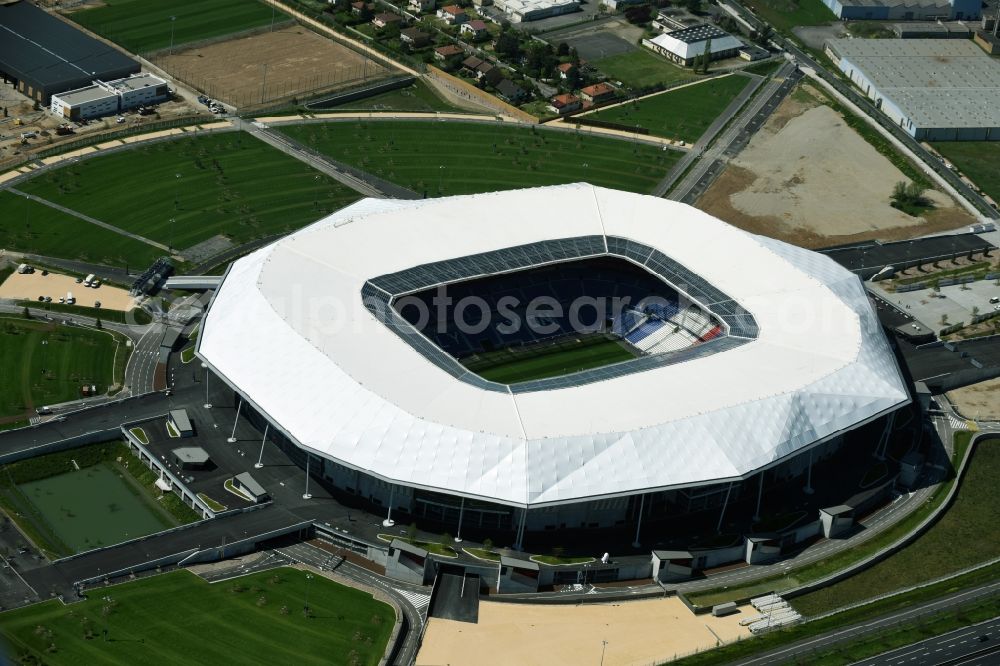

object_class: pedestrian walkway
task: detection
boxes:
[394,587,431,614]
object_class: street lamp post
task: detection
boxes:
[302,455,312,500]
[255,423,269,469]
[600,640,608,666]
[227,398,243,443]
[169,16,177,53]
[201,362,212,408]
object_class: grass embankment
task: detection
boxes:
[464,548,501,562]
[687,432,973,608]
[583,75,751,144]
[531,555,595,566]
[277,121,681,197]
[0,568,394,666]
[377,534,457,557]
[69,0,284,54]
[317,80,469,114]
[17,133,359,253]
[894,261,992,287]
[0,316,124,422]
[934,142,1000,203]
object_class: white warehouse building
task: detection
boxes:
[51,73,169,121]
[644,24,744,67]
[827,38,1000,141]
[493,0,579,22]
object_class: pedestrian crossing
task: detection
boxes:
[394,588,430,613]
[949,415,970,430]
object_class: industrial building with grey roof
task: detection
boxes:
[0,0,138,103]
[827,38,1000,141]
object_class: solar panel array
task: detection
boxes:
[362,235,758,392]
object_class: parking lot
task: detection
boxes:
[870,279,1000,331]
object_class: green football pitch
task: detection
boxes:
[277,120,681,196]
[68,0,283,54]
[0,317,124,423]
[583,75,753,144]
[0,568,395,666]
[17,133,359,255]
[464,336,636,384]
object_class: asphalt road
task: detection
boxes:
[850,615,1000,666]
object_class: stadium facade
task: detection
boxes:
[198,185,909,544]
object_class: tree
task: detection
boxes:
[95,316,102,329]
[685,0,702,12]
[22,306,30,319]
[407,522,418,540]
[557,41,569,56]
[972,306,981,317]
[482,537,494,551]
[702,37,712,74]
[495,32,521,60]
[941,313,949,326]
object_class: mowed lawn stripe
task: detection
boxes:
[277,121,680,196]
[0,568,394,666]
[0,191,164,267]
[16,133,360,253]
[69,0,283,54]
[476,341,634,383]
[583,75,752,143]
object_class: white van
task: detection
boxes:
[83,273,95,287]
[66,291,75,305]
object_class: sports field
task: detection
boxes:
[18,463,171,553]
[583,75,752,143]
[17,133,359,254]
[0,317,123,423]
[933,142,1000,204]
[463,336,635,383]
[0,192,163,267]
[0,567,394,665]
[278,121,680,196]
[593,49,699,90]
[68,0,283,55]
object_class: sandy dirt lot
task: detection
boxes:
[0,271,136,311]
[155,27,389,109]
[697,84,975,248]
[948,378,1000,421]
[417,597,752,666]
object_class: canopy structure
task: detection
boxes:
[199,184,909,508]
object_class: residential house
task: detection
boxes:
[408,0,436,11]
[579,82,616,104]
[556,62,577,79]
[461,19,489,39]
[350,1,374,14]
[372,12,404,28]
[547,93,582,115]
[400,27,431,46]
[496,78,527,104]
[434,44,465,64]
[437,4,469,24]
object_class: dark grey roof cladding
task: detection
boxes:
[0,1,138,91]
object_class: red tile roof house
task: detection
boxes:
[400,27,431,46]
[579,82,617,104]
[547,93,582,115]
[460,19,489,39]
[437,4,469,24]
[434,44,465,62]
[556,62,577,79]
[372,12,403,28]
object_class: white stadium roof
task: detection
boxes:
[198,184,909,508]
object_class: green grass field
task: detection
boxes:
[743,0,835,32]
[0,568,394,665]
[593,49,699,90]
[465,337,635,383]
[933,142,1000,204]
[278,121,680,196]
[792,436,1000,616]
[0,192,164,268]
[17,133,359,254]
[0,317,123,423]
[68,0,283,54]
[583,75,751,143]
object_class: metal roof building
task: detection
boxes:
[197,184,909,540]
[644,25,744,66]
[828,38,1000,141]
[821,0,978,21]
[0,0,139,103]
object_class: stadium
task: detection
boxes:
[197,184,910,547]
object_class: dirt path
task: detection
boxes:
[697,84,976,247]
